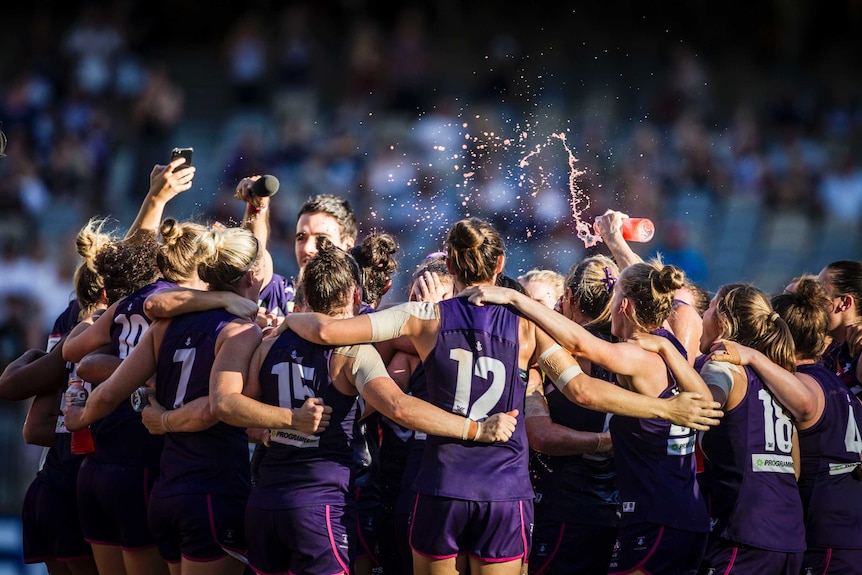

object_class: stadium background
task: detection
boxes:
[0,1,861,571]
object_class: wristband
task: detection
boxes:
[461,417,471,440]
[472,421,483,441]
[248,205,268,215]
[161,410,173,433]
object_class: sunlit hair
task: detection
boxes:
[157,218,208,283]
[518,268,565,299]
[821,260,862,315]
[446,217,504,286]
[297,194,358,242]
[95,234,160,304]
[771,277,830,361]
[617,257,685,331]
[73,263,104,320]
[350,231,399,308]
[195,227,259,291]
[565,254,619,334]
[74,217,114,316]
[713,283,796,372]
[302,236,362,315]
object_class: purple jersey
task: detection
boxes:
[531,336,618,526]
[412,297,533,501]
[797,362,862,549]
[151,310,251,498]
[258,272,293,317]
[822,340,862,398]
[699,363,805,552]
[37,300,84,493]
[608,329,708,532]
[248,327,360,509]
[90,279,176,466]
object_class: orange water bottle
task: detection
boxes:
[66,376,95,455]
[595,216,655,243]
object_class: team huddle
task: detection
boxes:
[1,155,860,575]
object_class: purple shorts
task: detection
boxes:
[529,520,617,575]
[699,538,802,575]
[409,493,533,563]
[245,502,354,575]
[802,547,862,575]
[148,492,247,564]
[22,478,93,563]
[608,522,706,575]
[76,456,159,550]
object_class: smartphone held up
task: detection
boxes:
[170,147,193,172]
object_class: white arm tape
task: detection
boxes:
[553,365,584,392]
[700,359,738,399]
[368,302,436,342]
[539,344,564,364]
[347,344,390,395]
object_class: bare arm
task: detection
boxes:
[125,159,195,241]
[629,332,713,398]
[534,329,723,431]
[667,302,703,367]
[76,352,122,385]
[593,209,642,270]
[141,394,218,434]
[209,321,330,433]
[62,302,117,363]
[524,368,612,457]
[144,288,258,322]
[236,175,274,287]
[23,391,62,447]
[63,322,163,430]
[464,285,636,375]
[342,343,515,443]
[0,347,65,401]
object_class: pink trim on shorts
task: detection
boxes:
[325,504,350,574]
[531,522,566,574]
[720,545,739,575]
[408,494,457,560]
[823,547,833,574]
[205,493,247,563]
[608,525,664,575]
[471,500,529,564]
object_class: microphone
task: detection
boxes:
[250,175,280,197]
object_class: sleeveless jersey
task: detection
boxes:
[531,330,618,526]
[36,300,83,493]
[91,278,176,465]
[248,327,360,509]
[258,272,292,317]
[412,297,533,501]
[797,362,862,549]
[822,340,862,398]
[699,362,805,551]
[608,328,708,531]
[151,309,251,498]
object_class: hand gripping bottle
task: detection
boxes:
[595,216,655,242]
[66,376,95,454]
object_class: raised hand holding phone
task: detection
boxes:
[170,147,193,172]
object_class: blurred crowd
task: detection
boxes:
[1,1,862,514]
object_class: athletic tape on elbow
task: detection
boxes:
[538,344,582,391]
